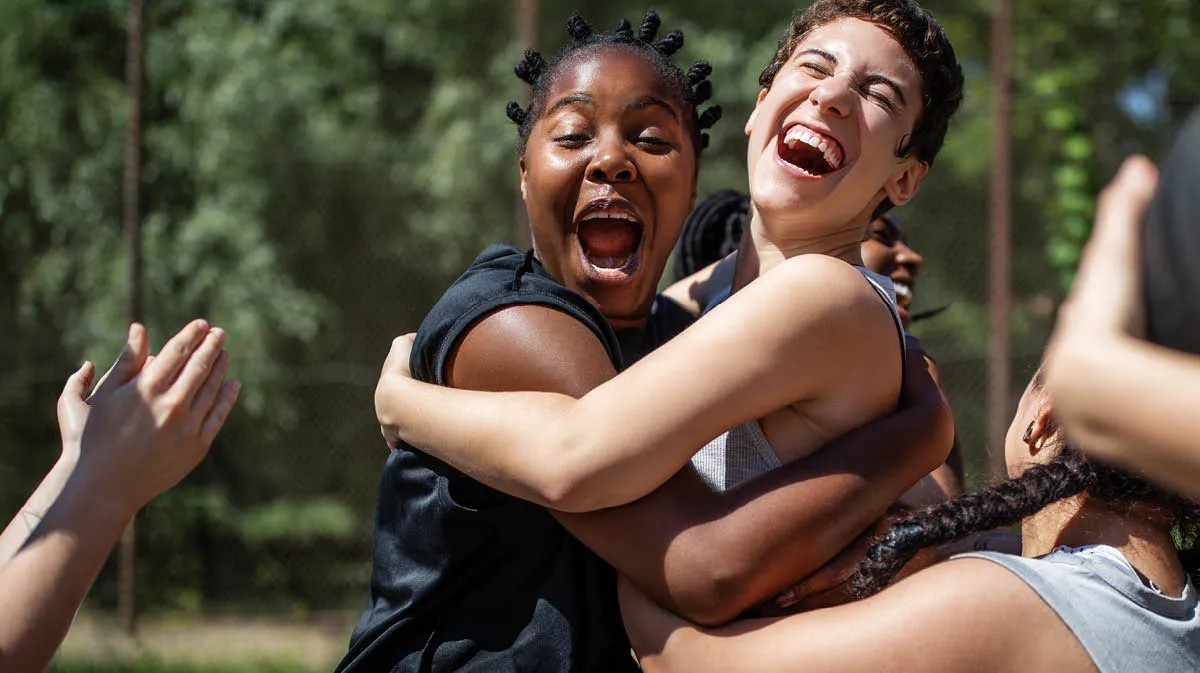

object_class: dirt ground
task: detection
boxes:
[56,610,357,668]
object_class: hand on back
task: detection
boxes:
[63,320,240,515]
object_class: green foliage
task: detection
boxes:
[3,0,1200,613]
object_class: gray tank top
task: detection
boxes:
[958,546,1200,673]
[690,267,905,492]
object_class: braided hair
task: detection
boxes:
[852,374,1200,598]
[505,12,722,156]
[672,189,750,280]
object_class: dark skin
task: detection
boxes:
[437,50,954,626]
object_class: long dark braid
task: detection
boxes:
[505,12,722,155]
[853,442,1200,598]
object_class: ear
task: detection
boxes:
[745,88,769,137]
[883,159,928,208]
[519,156,529,203]
[1024,402,1056,454]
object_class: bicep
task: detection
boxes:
[446,304,617,395]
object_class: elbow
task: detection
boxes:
[663,544,752,627]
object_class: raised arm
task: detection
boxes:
[1046,156,1200,498]
[0,321,240,673]
[377,255,896,512]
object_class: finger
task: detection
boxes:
[200,379,241,446]
[59,361,96,410]
[90,323,150,402]
[172,328,227,406]
[191,349,231,416]
[141,319,210,391]
[1075,157,1159,285]
[381,334,417,376]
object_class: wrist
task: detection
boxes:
[67,457,146,522]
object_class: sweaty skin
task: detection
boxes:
[377,21,954,623]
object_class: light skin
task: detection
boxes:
[0,320,240,673]
[1045,156,1200,499]
[378,18,932,514]
[621,376,1186,673]
[375,22,952,622]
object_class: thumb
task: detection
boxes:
[90,323,150,402]
[59,361,96,409]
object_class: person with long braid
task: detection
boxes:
[1048,111,1200,499]
[345,9,953,672]
[620,365,1200,672]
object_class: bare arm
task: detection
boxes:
[556,342,951,625]
[377,256,898,512]
[1046,156,1200,497]
[422,306,948,625]
[0,322,240,673]
[661,254,736,315]
[621,559,1093,673]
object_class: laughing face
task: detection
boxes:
[520,48,698,329]
[745,18,928,247]
[861,214,924,326]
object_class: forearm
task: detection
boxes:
[658,397,953,624]
[0,473,135,672]
[0,454,78,568]
[1048,333,1200,497]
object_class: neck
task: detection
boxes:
[730,205,865,292]
[1022,495,1187,596]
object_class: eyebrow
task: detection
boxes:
[546,94,596,115]
[625,96,679,120]
[795,48,907,107]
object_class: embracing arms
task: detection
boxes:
[377,255,896,513]
[382,300,951,625]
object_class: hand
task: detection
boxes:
[1055,156,1159,340]
[73,319,241,515]
[56,325,152,461]
[376,333,416,451]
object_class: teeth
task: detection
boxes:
[588,254,634,270]
[581,210,638,222]
[783,125,843,169]
[894,283,912,304]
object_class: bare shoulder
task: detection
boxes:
[447,304,616,395]
[724,254,895,348]
[847,557,1096,672]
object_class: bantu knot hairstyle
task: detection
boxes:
[505,11,722,155]
[850,373,1200,598]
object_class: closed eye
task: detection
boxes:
[555,133,591,147]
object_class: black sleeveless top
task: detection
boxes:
[336,244,650,673]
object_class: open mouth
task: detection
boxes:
[574,201,645,285]
[893,280,914,308]
[777,124,845,178]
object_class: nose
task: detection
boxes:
[587,134,637,183]
[809,75,854,119]
[895,241,924,277]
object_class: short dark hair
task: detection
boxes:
[506,12,722,157]
[759,0,963,212]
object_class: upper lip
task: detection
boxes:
[574,198,643,226]
[780,121,847,167]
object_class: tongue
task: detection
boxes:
[578,219,639,257]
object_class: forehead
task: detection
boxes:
[793,18,920,93]
[547,48,680,111]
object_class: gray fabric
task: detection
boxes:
[957,548,1200,673]
[689,267,904,492]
